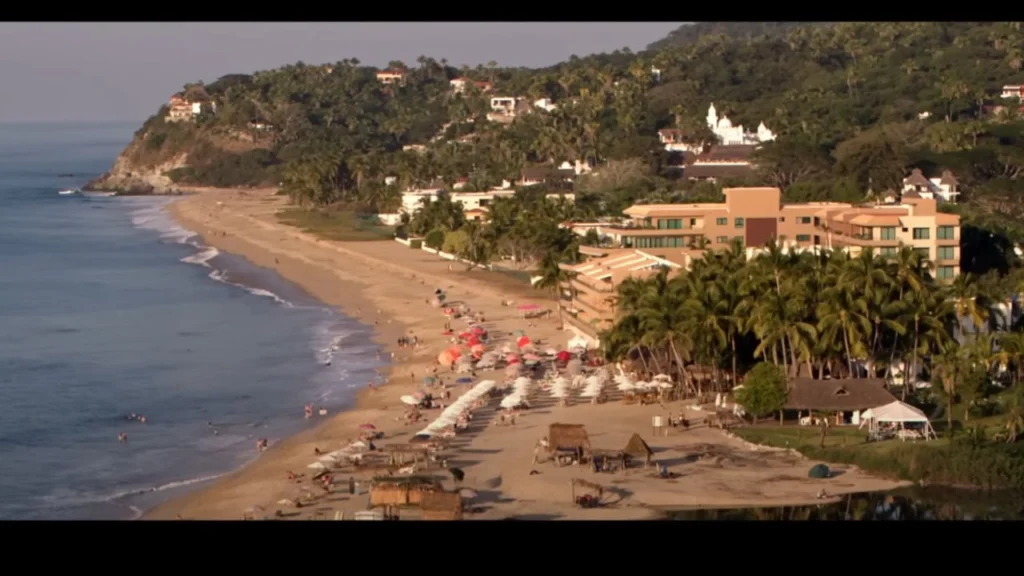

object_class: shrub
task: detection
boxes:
[409,239,423,249]
[735,362,788,422]
[424,229,445,249]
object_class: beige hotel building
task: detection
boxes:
[560,187,961,345]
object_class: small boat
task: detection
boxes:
[58,189,79,196]
[83,191,116,198]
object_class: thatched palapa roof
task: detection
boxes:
[549,423,591,453]
[420,491,464,520]
[785,378,895,412]
[371,475,443,489]
[622,433,653,459]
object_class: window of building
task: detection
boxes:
[657,219,683,230]
[716,236,728,244]
[799,216,811,224]
[881,247,898,257]
[689,218,697,227]
[937,266,955,280]
[778,217,785,222]
[912,227,929,240]
[938,246,955,261]
[915,247,930,259]
[716,217,727,226]
[479,199,490,207]
[795,234,811,242]
[735,218,745,228]
[881,227,897,240]
[938,226,955,240]
[814,217,820,226]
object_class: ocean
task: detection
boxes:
[0,122,384,520]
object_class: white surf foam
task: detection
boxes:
[40,472,227,519]
[124,199,294,308]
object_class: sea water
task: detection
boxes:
[0,123,385,519]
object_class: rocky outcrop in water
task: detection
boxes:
[84,148,189,195]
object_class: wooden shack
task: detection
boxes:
[369,476,443,508]
[419,491,464,521]
[570,478,605,508]
[622,433,654,467]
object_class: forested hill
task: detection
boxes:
[645,22,819,51]
[88,22,1024,248]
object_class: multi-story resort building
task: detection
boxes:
[560,187,961,346]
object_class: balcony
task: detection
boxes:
[570,276,614,294]
[561,311,603,339]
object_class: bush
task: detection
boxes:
[167,148,280,188]
[409,239,423,249]
[424,229,445,249]
[735,362,788,422]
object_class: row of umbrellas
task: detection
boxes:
[499,376,533,409]
[614,373,674,392]
[308,439,369,470]
[414,380,498,439]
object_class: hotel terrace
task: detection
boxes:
[560,187,961,345]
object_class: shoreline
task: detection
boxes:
[146,187,909,520]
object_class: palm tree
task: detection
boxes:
[816,285,871,377]
[534,252,568,323]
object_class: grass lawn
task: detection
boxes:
[277,208,395,242]
[733,413,1023,489]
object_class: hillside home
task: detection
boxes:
[901,169,960,203]
[1001,84,1023,99]
[706,103,776,146]
[376,69,406,85]
[683,145,757,182]
[518,165,575,187]
[450,77,492,93]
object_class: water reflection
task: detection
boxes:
[668,488,1024,520]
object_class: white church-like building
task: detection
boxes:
[659,104,776,152]
[706,103,775,146]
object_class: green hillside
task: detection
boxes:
[100,22,1024,253]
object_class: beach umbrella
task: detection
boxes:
[307,461,328,470]
[523,352,542,362]
[506,353,521,364]
[400,395,420,406]
[556,350,572,363]
[471,343,485,354]
[437,351,456,367]
[459,488,478,499]
[616,381,634,392]
[456,377,474,384]
[657,381,673,389]
[517,336,533,349]
[471,326,486,335]
[459,331,472,340]
[500,395,522,409]
[359,423,376,431]
[467,336,481,347]
[516,304,539,311]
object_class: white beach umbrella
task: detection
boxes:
[616,380,635,392]
[500,395,522,409]
[657,381,673,389]
[400,395,420,406]
[653,373,671,382]
[307,461,328,470]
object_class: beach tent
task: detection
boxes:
[860,400,936,440]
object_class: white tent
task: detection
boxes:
[860,401,936,441]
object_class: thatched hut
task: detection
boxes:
[369,476,443,508]
[785,378,896,425]
[419,491,464,521]
[548,423,591,455]
[381,443,430,466]
[622,433,654,467]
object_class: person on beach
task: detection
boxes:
[118,432,128,443]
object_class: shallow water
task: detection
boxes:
[0,123,386,519]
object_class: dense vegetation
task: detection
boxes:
[126,22,1024,254]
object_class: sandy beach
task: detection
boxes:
[145,187,907,520]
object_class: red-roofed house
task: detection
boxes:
[376,69,406,85]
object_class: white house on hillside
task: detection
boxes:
[706,103,775,146]
[902,169,960,203]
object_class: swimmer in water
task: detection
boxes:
[118,432,128,443]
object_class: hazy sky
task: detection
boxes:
[0,22,683,123]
